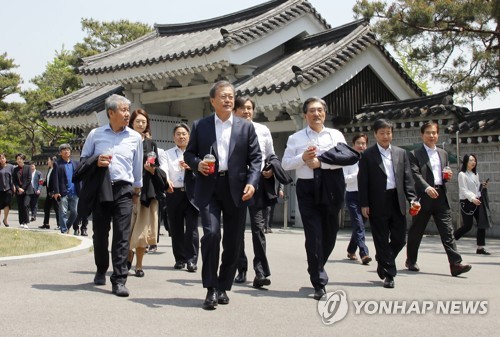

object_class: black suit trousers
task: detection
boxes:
[16,193,30,224]
[199,175,246,290]
[369,190,407,278]
[407,192,461,265]
[296,179,340,288]
[92,183,133,285]
[166,189,200,264]
[236,205,271,277]
[43,195,60,226]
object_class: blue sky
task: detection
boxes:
[1,0,498,110]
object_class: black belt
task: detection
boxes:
[173,187,185,192]
[218,171,228,177]
[385,188,397,193]
[111,180,131,187]
[434,185,443,189]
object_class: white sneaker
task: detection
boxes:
[21,224,29,229]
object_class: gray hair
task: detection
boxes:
[58,143,72,151]
[105,94,130,117]
[209,81,234,99]
[302,97,327,114]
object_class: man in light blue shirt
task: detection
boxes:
[80,94,143,297]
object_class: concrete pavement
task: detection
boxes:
[1,212,499,337]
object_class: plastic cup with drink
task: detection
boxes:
[409,199,421,216]
[147,151,157,165]
[39,179,44,186]
[102,147,113,162]
[442,166,452,181]
[204,154,216,174]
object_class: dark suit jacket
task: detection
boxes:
[409,145,450,211]
[184,114,262,209]
[53,158,80,197]
[44,166,58,196]
[358,144,416,216]
[13,164,31,193]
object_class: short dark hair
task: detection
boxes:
[235,96,255,110]
[15,153,26,160]
[352,133,368,145]
[420,121,440,134]
[373,119,393,132]
[460,154,478,174]
[302,97,327,114]
[173,123,190,135]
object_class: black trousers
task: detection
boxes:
[407,191,462,265]
[166,188,199,264]
[369,189,407,278]
[92,183,133,285]
[29,194,39,219]
[455,204,486,246]
[296,179,340,289]
[16,193,30,225]
[43,195,60,227]
[199,175,246,291]
[236,205,271,277]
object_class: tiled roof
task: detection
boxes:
[235,19,424,97]
[78,0,329,77]
[43,84,123,118]
[339,88,500,143]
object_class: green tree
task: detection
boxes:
[354,0,499,102]
[0,52,21,110]
[74,18,153,59]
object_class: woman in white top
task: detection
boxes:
[454,154,490,255]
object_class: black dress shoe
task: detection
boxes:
[217,290,230,305]
[376,264,385,280]
[203,288,218,310]
[383,276,395,288]
[405,260,420,272]
[112,283,130,297]
[476,248,491,255]
[135,269,145,277]
[253,274,271,288]
[38,224,49,229]
[234,271,247,283]
[450,263,472,276]
[174,261,186,270]
[313,286,326,300]
[94,272,106,286]
[186,262,197,272]
[80,229,88,236]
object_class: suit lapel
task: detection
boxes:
[206,116,219,159]
[392,147,400,176]
[228,117,240,159]
[418,146,433,182]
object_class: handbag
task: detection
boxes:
[460,199,477,216]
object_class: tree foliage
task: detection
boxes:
[354,0,499,101]
[0,19,153,159]
[74,18,153,59]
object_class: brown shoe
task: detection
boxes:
[361,256,372,265]
[450,263,472,277]
[347,253,358,261]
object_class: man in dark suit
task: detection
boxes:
[40,156,60,229]
[184,81,261,310]
[406,121,471,276]
[358,119,416,288]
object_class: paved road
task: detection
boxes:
[1,213,499,337]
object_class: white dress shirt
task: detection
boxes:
[377,143,396,190]
[253,122,275,169]
[458,171,481,201]
[282,125,347,179]
[161,146,186,188]
[424,144,443,186]
[343,162,359,192]
[215,114,233,171]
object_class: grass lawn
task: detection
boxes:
[0,228,81,257]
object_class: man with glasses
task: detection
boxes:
[282,97,348,301]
